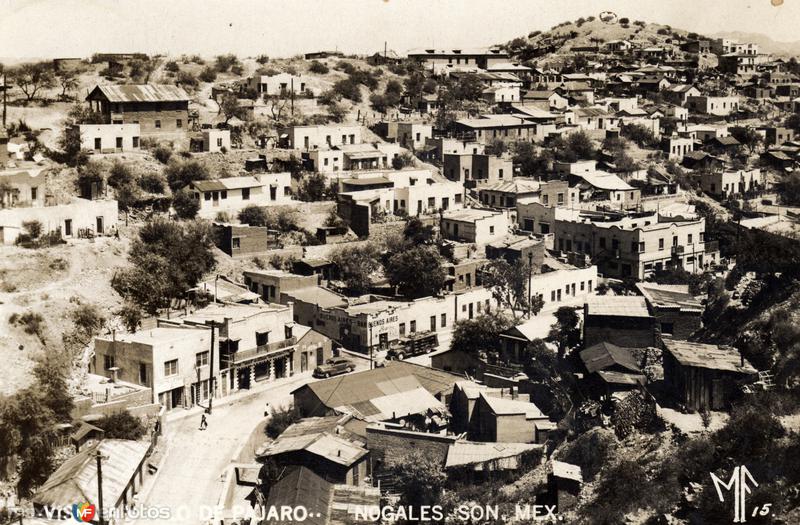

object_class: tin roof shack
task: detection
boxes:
[486,235,546,267]
[636,283,703,340]
[189,173,292,218]
[469,391,552,444]
[257,431,369,486]
[263,467,380,525]
[85,84,190,136]
[579,342,646,399]
[584,296,656,349]
[366,423,458,475]
[662,340,757,411]
[444,441,542,476]
[33,439,149,520]
[546,460,583,512]
[213,223,280,257]
[292,361,466,419]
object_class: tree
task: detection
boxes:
[385,245,446,299]
[165,159,210,192]
[482,258,537,319]
[264,405,302,438]
[218,91,247,124]
[11,62,56,102]
[117,302,143,333]
[55,66,81,100]
[172,188,200,219]
[32,355,74,422]
[214,54,240,73]
[112,219,216,313]
[393,453,447,509]
[238,205,269,226]
[402,216,435,245]
[549,306,581,358]
[330,243,382,294]
[308,60,329,74]
[729,126,762,155]
[449,310,515,357]
[331,78,362,102]
[199,66,218,82]
[95,411,146,440]
[128,57,160,83]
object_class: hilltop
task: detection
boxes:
[502,16,701,66]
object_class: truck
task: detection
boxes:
[386,331,439,360]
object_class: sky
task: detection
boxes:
[0,0,797,60]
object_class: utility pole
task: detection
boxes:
[2,71,7,129]
[290,78,294,117]
[368,322,373,370]
[208,320,216,414]
[527,252,533,318]
[95,451,106,525]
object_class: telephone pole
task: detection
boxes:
[207,320,216,414]
[2,71,7,129]
[95,451,106,525]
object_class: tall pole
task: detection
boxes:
[527,253,533,318]
[369,322,373,370]
[208,321,216,414]
[290,78,294,116]
[95,452,105,525]
[2,72,7,129]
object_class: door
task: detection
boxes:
[316,347,324,366]
[379,332,389,349]
[300,353,308,372]
[64,219,72,237]
[430,315,436,332]
[94,138,101,151]
[96,217,104,234]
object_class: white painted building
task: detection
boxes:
[189,173,293,218]
[0,198,118,245]
[203,129,231,152]
[248,73,307,96]
[78,124,141,153]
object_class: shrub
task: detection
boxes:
[264,405,301,438]
[308,60,329,74]
[11,311,46,339]
[331,78,362,102]
[199,66,217,83]
[255,54,270,64]
[138,172,166,194]
[176,70,199,89]
[172,188,200,219]
[214,54,239,73]
[153,144,173,164]
[238,205,269,227]
[95,411,146,440]
[164,60,180,72]
[107,160,136,189]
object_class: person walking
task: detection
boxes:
[200,413,208,430]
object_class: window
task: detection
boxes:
[139,363,148,385]
[557,192,564,204]
[430,315,436,332]
[196,351,209,368]
[155,119,161,129]
[498,169,504,179]
[542,194,549,205]
[176,119,183,128]
[256,331,269,346]
[116,137,123,148]
[242,188,250,200]
[164,359,178,376]
[204,192,211,201]
[220,191,227,200]
[217,138,223,147]
[324,158,329,166]
[104,355,115,370]
[441,313,447,327]
[639,242,645,252]
[659,238,665,250]
[410,320,417,333]
[232,237,241,249]
[489,225,495,234]
[688,234,693,244]
[31,187,37,200]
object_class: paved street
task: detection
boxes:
[122,361,367,525]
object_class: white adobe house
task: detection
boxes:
[188,173,293,218]
[248,73,307,96]
[78,124,141,153]
[203,129,231,153]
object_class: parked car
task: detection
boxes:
[313,356,355,378]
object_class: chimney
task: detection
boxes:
[337,450,342,457]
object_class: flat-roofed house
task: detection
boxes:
[85,84,190,136]
[440,208,510,244]
[189,173,292,217]
[662,340,757,410]
[77,123,141,153]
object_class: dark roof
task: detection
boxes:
[264,467,380,525]
[86,84,189,103]
[663,340,757,374]
[580,342,642,374]
[713,136,741,146]
[342,176,392,187]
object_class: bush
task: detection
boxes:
[255,54,270,64]
[199,66,217,83]
[153,144,173,164]
[308,60,329,74]
[331,78,362,102]
[10,311,46,339]
[214,53,239,73]
[164,60,180,72]
[264,405,301,438]
[107,160,136,189]
[172,188,200,219]
[165,159,210,191]
[238,205,269,227]
[176,70,198,89]
[95,411,146,440]
[138,172,166,194]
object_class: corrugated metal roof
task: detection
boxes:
[586,296,650,318]
[445,441,542,468]
[664,340,758,374]
[552,460,583,482]
[88,84,189,103]
[480,392,546,419]
[34,440,149,509]
[580,341,642,374]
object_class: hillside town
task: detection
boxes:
[1,6,800,525]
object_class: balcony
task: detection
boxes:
[671,245,685,256]
[704,240,720,253]
[231,337,297,365]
